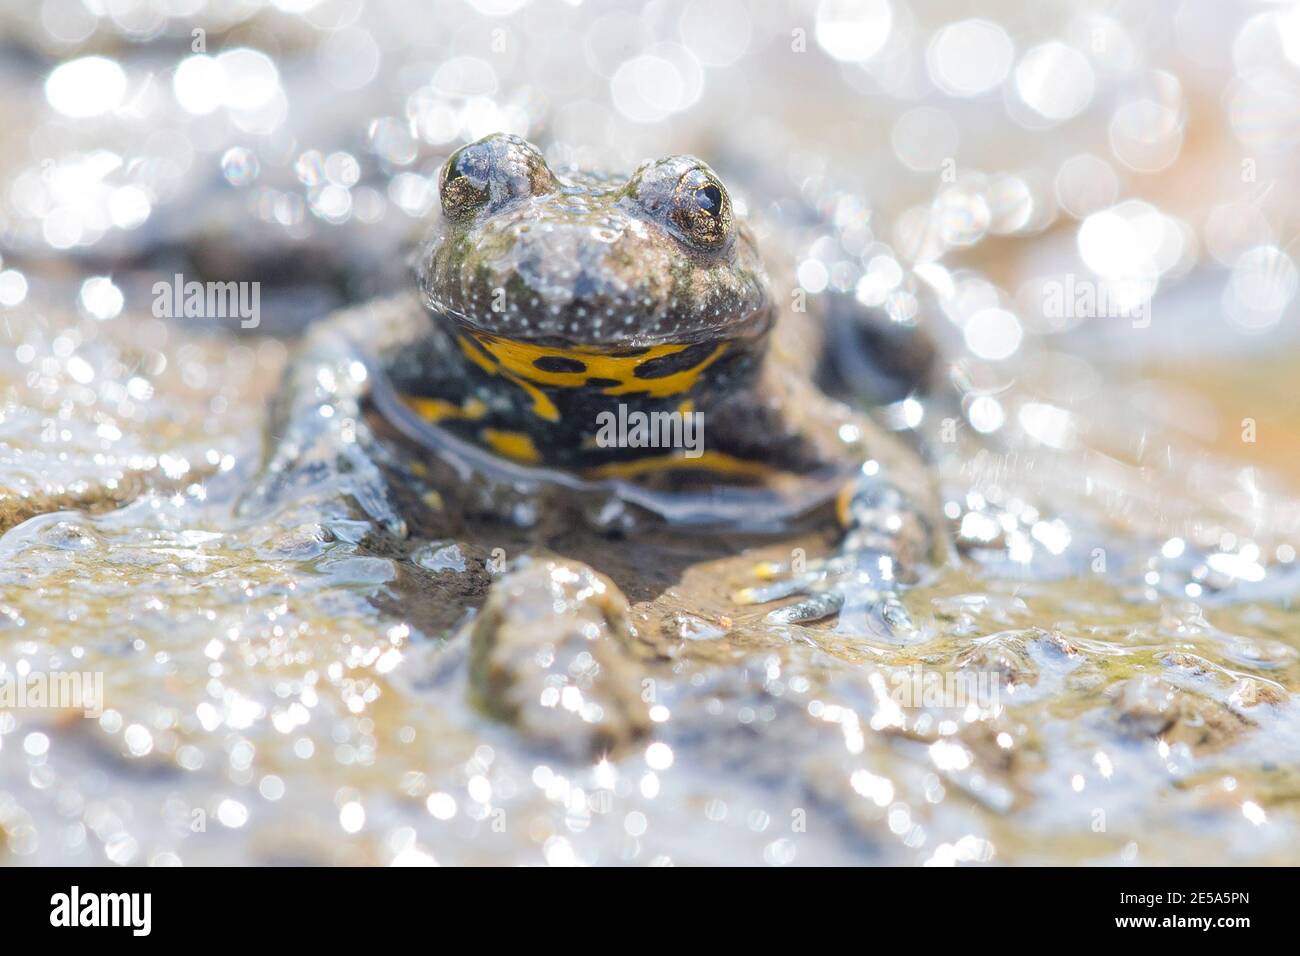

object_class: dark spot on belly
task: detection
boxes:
[534,355,587,373]
[634,341,716,379]
[584,377,621,388]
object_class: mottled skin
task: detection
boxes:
[371,133,942,630]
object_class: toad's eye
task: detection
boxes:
[439,149,491,222]
[438,133,556,223]
[670,169,732,250]
[696,183,723,214]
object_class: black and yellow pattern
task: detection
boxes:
[389,313,782,481]
[457,330,730,422]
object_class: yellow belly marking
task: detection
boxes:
[466,332,727,402]
[481,428,542,464]
[583,450,775,481]
[457,335,559,422]
[402,395,487,423]
[835,479,856,529]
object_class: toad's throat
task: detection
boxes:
[456,330,735,422]
[389,308,786,478]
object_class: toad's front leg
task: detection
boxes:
[734,456,943,640]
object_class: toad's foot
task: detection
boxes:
[733,461,940,642]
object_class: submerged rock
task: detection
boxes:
[466,558,651,761]
[1108,675,1256,752]
[957,631,1039,688]
[955,628,1077,690]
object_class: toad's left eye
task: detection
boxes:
[670,169,732,250]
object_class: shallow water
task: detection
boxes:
[1,1,1299,866]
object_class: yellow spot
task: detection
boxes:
[513,377,559,421]
[835,480,856,529]
[584,450,775,481]
[402,395,488,423]
[481,428,541,464]
[457,334,497,376]
[457,335,559,421]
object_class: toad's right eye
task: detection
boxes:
[439,146,493,222]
